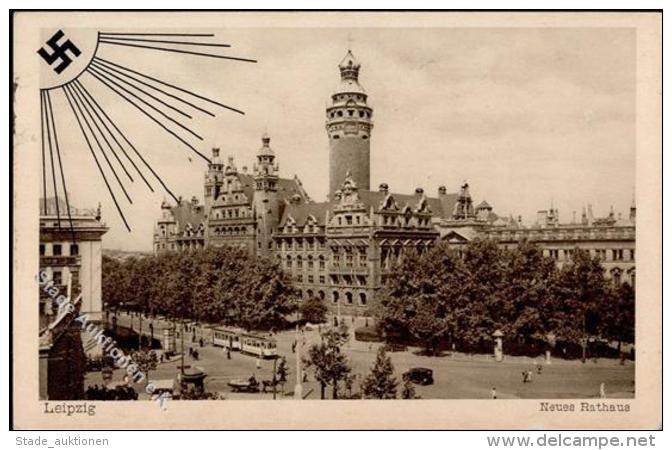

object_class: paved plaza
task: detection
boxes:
[86,312,635,400]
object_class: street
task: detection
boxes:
[87,312,635,400]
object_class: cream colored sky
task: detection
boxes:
[49,26,635,251]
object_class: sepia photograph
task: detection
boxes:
[10,10,662,430]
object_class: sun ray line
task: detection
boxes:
[76,80,183,203]
[94,57,244,114]
[43,91,61,227]
[96,36,231,48]
[85,69,211,163]
[88,65,203,141]
[72,80,154,192]
[62,86,131,232]
[97,39,257,63]
[45,90,77,242]
[40,91,48,214]
[93,58,215,117]
[99,32,214,37]
[66,84,134,205]
[91,60,193,120]
[70,82,136,183]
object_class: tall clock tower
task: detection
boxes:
[326,50,373,197]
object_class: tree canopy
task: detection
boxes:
[377,240,633,356]
[102,247,297,331]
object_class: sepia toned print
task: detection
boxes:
[12,11,661,429]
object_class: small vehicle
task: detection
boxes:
[212,327,242,350]
[240,333,277,359]
[228,377,260,393]
[402,367,434,385]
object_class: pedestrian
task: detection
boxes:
[491,387,497,399]
[193,350,199,360]
[227,348,231,360]
[527,370,533,382]
[199,337,204,348]
[599,382,606,398]
[291,341,296,353]
[522,371,528,383]
[256,358,261,370]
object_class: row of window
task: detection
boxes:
[280,225,322,234]
[328,109,371,119]
[545,248,634,261]
[275,238,326,251]
[333,94,366,102]
[297,289,368,306]
[211,207,251,220]
[39,243,78,257]
[212,226,251,236]
[282,254,327,271]
[296,275,327,284]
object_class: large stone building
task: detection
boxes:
[154,49,636,314]
[154,50,464,314]
[440,198,636,287]
[39,197,108,399]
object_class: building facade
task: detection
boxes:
[39,197,108,399]
[154,50,636,316]
[440,200,636,287]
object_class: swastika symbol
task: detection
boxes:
[37,30,82,74]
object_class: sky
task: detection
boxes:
[47,27,636,251]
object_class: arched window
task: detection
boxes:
[332,291,339,303]
[346,292,353,304]
[306,289,314,299]
[318,290,325,300]
[359,292,367,306]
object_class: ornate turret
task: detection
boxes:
[326,50,374,197]
[453,182,475,220]
[252,133,280,257]
[204,147,223,214]
[253,133,279,187]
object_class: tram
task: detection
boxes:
[211,327,242,350]
[211,328,277,359]
[240,333,277,359]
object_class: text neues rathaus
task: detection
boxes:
[153,50,636,314]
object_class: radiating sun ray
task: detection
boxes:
[39,30,257,231]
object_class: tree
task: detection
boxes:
[130,349,158,386]
[401,378,416,399]
[377,241,468,354]
[303,326,352,399]
[300,296,328,324]
[502,241,560,345]
[101,247,297,332]
[361,347,398,399]
[602,282,635,351]
[554,248,611,361]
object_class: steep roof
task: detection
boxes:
[170,202,205,233]
[279,189,459,227]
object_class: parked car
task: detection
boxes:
[402,367,434,385]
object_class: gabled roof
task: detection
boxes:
[278,189,459,228]
[170,202,205,234]
[280,202,331,228]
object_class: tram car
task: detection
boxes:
[211,327,242,350]
[240,333,278,359]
